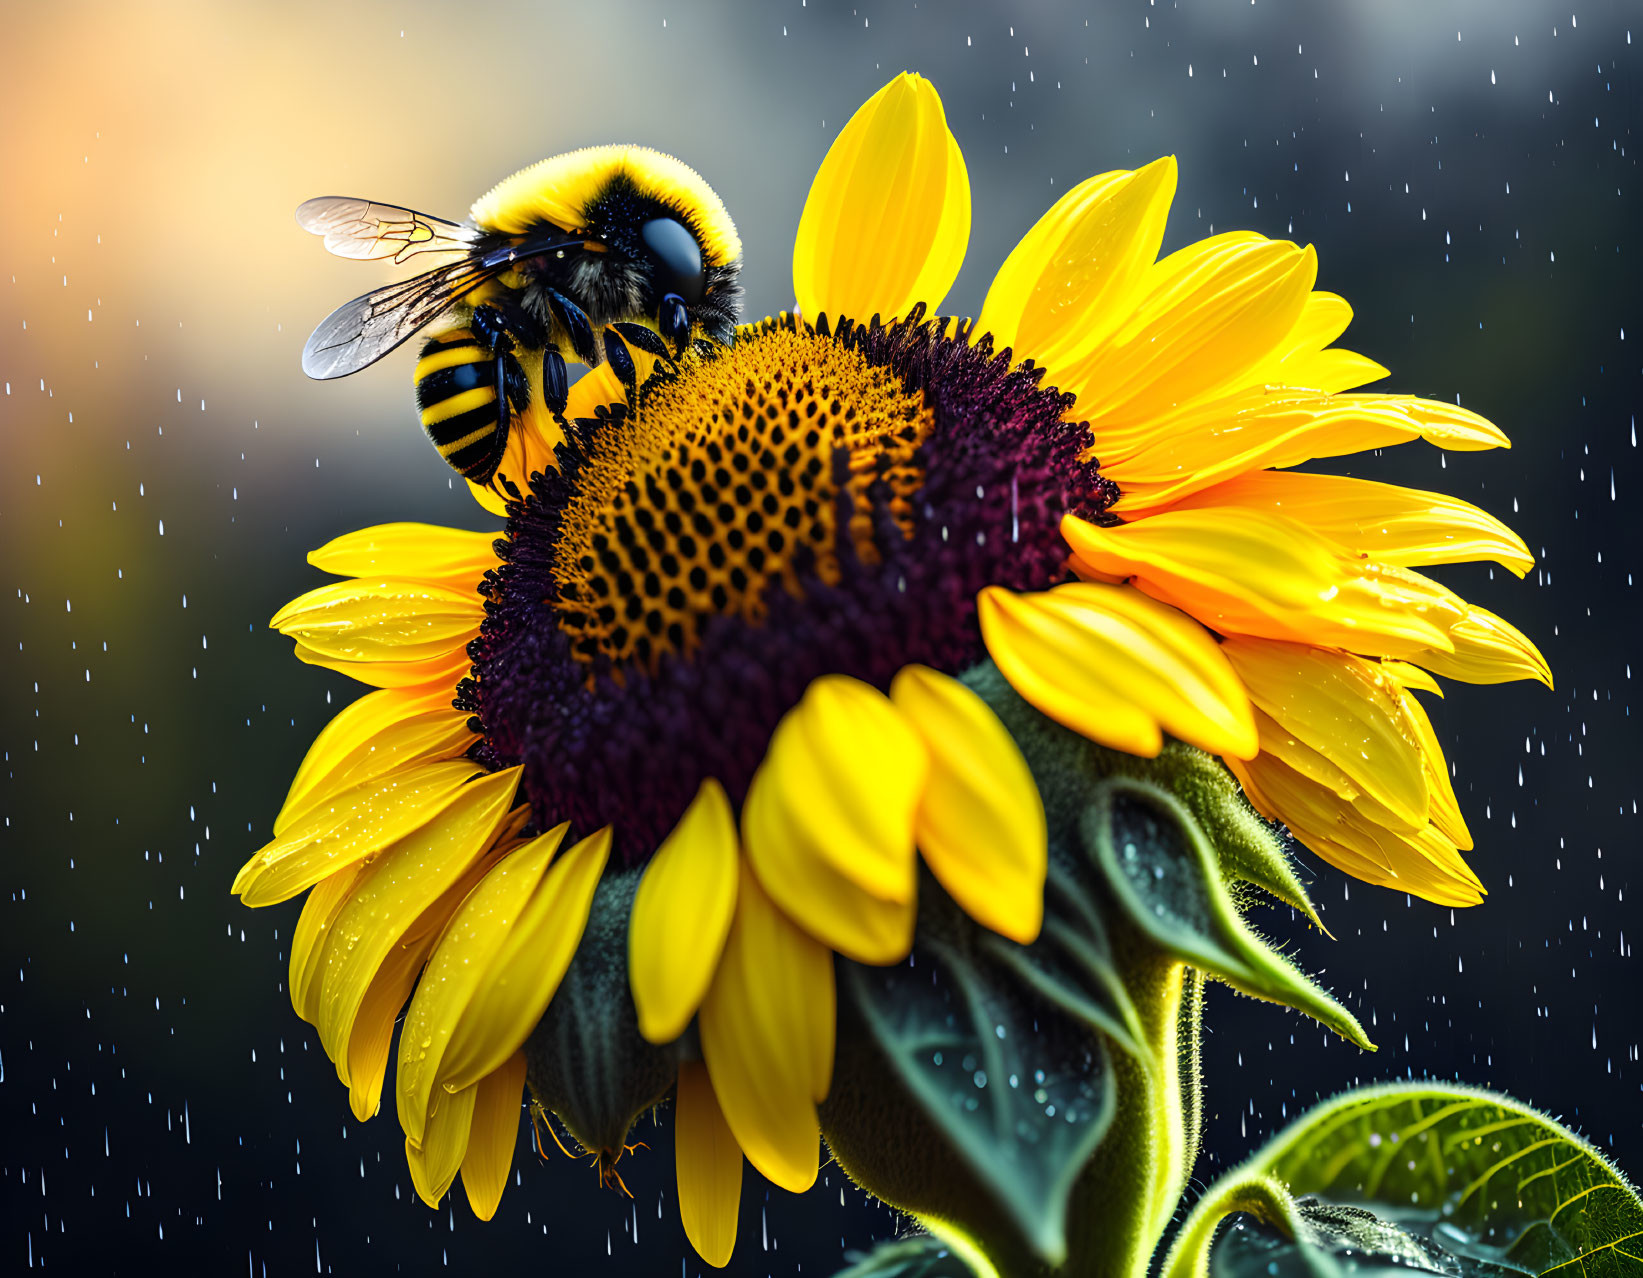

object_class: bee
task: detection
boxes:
[297,146,743,485]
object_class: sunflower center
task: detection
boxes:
[553,326,936,670]
[466,309,1113,857]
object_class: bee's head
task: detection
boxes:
[472,146,743,355]
[639,214,741,356]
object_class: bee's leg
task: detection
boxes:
[474,350,514,495]
[469,302,515,358]
[468,304,544,494]
[602,328,638,401]
[471,300,545,380]
[658,293,691,359]
[611,322,678,372]
[611,324,683,400]
[542,348,570,435]
[501,346,532,415]
[546,290,599,366]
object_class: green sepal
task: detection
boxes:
[839,927,1116,1267]
[818,662,1369,1276]
[961,663,1324,930]
[1136,741,1328,935]
[1175,1082,1643,1277]
[980,858,1146,1060]
[1084,777,1372,1051]
[523,866,678,1157]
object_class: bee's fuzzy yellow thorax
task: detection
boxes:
[471,145,742,267]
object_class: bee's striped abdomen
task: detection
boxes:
[413,330,507,482]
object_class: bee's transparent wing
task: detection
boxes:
[296,196,478,264]
[301,259,498,379]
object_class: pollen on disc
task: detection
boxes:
[553,328,936,671]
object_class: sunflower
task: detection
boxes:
[236,72,1548,1266]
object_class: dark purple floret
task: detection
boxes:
[460,309,1115,859]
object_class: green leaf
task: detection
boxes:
[842,931,1116,1266]
[1083,777,1371,1051]
[1175,1083,1643,1278]
[832,1235,981,1277]
[1256,1083,1643,1276]
[1212,1196,1525,1277]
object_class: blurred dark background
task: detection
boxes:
[2,1,1638,1272]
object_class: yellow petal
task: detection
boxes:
[271,579,482,663]
[793,73,970,324]
[1220,638,1429,832]
[1270,291,1354,362]
[1231,751,1386,871]
[343,820,526,1120]
[1406,603,1553,688]
[1102,391,1510,515]
[1239,707,1372,815]
[1164,470,1534,577]
[461,1052,527,1221]
[676,1061,743,1268]
[888,666,1048,943]
[699,862,833,1192]
[313,768,521,1067]
[566,362,626,418]
[344,933,431,1120]
[402,827,611,1136]
[277,686,464,835]
[768,677,925,898]
[741,676,924,963]
[1395,687,1472,850]
[1381,660,1444,697]
[438,826,611,1096]
[1386,395,1512,450]
[630,780,741,1044]
[1274,347,1391,395]
[743,764,917,966]
[278,704,476,836]
[1062,235,1317,426]
[1411,825,1485,894]
[977,157,1176,373]
[1229,753,1483,907]
[977,582,1257,760]
[234,760,483,906]
[395,825,567,1147]
[467,482,508,517]
[406,1082,477,1207]
[1234,753,1393,882]
[1245,291,1389,393]
[1100,391,1414,508]
[1062,509,1464,659]
[292,643,471,690]
[289,866,360,1024]
[308,523,499,588]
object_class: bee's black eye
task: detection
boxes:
[640,218,706,305]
